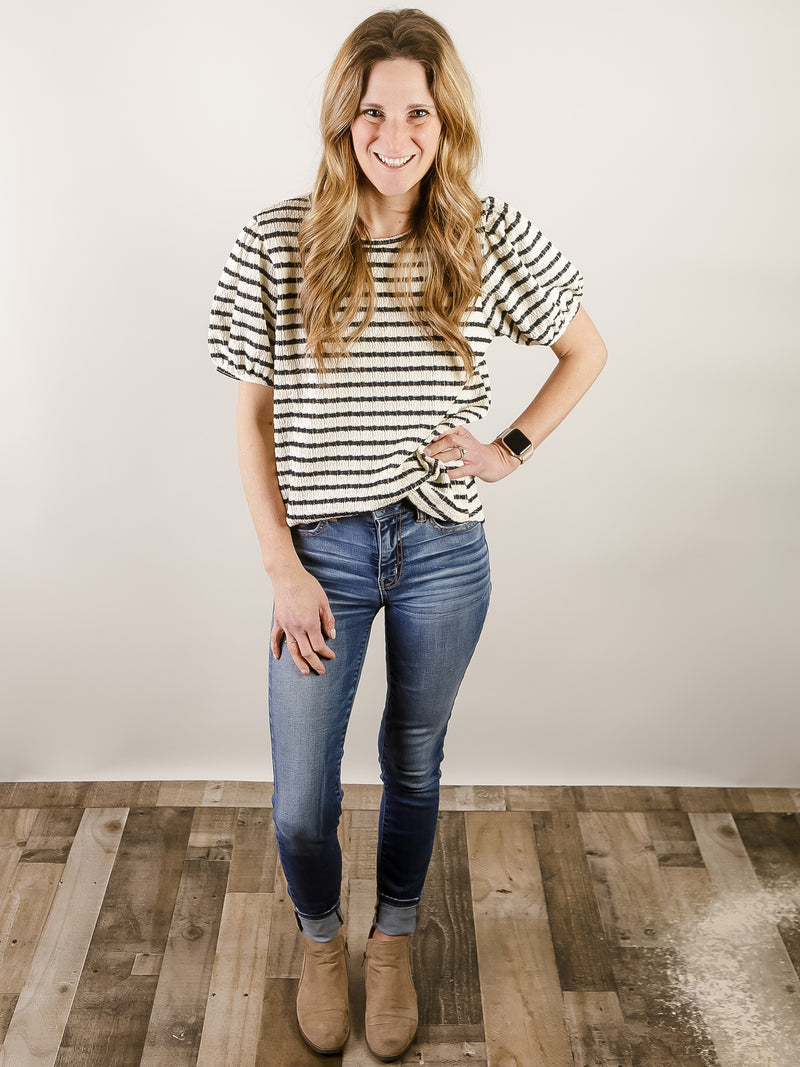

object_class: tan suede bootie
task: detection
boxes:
[296,928,350,1054]
[364,931,418,1062]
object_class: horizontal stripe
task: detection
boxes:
[208,194,582,524]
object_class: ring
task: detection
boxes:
[459,447,467,461]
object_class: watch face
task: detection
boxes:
[504,427,532,455]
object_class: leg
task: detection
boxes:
[364,513,490,1062]
[268,517,381,937]
[376,515,491,929]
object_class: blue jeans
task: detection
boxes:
[268,499,491,940]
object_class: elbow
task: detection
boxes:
[595,337,608,376]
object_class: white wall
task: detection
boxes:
[2,0,798,785]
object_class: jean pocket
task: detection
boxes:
[425,515,481,534]
[293,519,330,537]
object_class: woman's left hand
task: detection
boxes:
[424,425,521,483]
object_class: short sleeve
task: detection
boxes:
[480,197,583,347]
[208,218,275,386]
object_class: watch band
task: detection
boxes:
[497,426,533,463]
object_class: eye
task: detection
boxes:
[361,108,383,119]
[409,108,430,120]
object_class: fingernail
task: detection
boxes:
[331,628,336,639]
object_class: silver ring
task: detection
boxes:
[459,447,467,461]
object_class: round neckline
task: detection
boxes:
[361,231,409,244]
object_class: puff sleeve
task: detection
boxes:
[480,197,583,347]
[208,218,275,386]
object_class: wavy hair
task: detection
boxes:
[298,9,483,374]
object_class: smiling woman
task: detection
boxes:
[350,58,442,228]
[207,7,606,1061]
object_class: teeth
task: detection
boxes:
[376,153,413,167]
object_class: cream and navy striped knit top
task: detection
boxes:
[208,195,582,526]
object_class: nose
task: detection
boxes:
[381,116,408,153]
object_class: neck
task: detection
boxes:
[357,184,418,239]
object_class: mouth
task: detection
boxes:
[375,152,415,169]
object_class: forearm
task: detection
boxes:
[511,324,607,454]
[236,392,303,579]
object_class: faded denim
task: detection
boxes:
[268,499,491,940]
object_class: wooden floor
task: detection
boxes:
[0,783,799,1066]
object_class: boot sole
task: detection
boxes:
[365,1030,416,1062]
[299,1020,351,1055]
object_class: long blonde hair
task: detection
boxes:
[298,9,483,374]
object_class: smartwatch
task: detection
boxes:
[497,426,533,463]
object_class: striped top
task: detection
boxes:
[208,195,583,525]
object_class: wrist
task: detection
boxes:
[495,425,532,465]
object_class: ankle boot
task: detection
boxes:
[296,928,350,1054]
[364,931,418,1062]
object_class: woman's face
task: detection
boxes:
[351,58,442,208]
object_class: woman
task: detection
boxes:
[209,8,606,1061]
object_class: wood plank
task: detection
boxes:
[685,812,800,1066]
[0,808,127,1067]
[230,782,273,807]
[734,812,800,885]
[438,786,505,811]
[504,786,576,811]
[0,810,37,903]
[6,785,91,809]
[413,812,483,1029]
[562,991,634,1066]
[265,864,304,979]
[187,806,237,861]
[676,787,752,812]
[0,863,62,995]
[644,811,704,868]
[402,1027,488,1064]
[155,782,213,806]
[341,784,382,810]
[532,811,616,991]
[83,783,161,808]
[138,854,230,1066]
[20,808,82,864]
[227,807,278,894]
[54,806,194,1067]
[612,947,720,1067]
[578,812,667,947]
[0,996,17,1045]
[466,810,572,1067]
[735,811,800,973]
[746,788,796,812]
[196,893,273,1065]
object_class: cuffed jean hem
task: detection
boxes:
[295,905,343,943]
[375,900,418,936]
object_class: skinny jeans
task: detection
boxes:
[268,499,491,941]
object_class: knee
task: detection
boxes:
[381,749,443,793]
[273,798,340,855]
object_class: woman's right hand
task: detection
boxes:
[270,566,336,676]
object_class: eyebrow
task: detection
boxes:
[360,101,436,109]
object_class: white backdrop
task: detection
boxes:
[2,0,798,785]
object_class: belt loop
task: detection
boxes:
[413,505,426,523]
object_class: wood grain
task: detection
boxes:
[532,810,616,991]
[138,853,229,1066]
[562,990,635,1066]
[466,810,572,1067]
[0,808,127,1067]
[196,892,273,1065]
[54,806,193,1067]
[579,812,668,947]
[1,782,798,1066]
